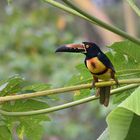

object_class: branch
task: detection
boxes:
[0,84,139,116]
[44,0,140,45]
[0,78,140,103]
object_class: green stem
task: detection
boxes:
[126,0,140,16]
[0,78,140,103]
[44,0,97,24]
[62,0,140,45]
[118,72,140,77]
[0,84,139,116]
[44,0,140,45]
[117,69,140,74]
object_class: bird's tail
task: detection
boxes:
[96,86,111,107]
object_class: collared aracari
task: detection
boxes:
[55,42,118,107]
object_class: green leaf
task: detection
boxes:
[74,89,91,100]
[22,83,51,92]
[1,99,50,140]
[23,83,59,101]
[1,99,50,112]
[97,128,109,140]
[113,89,132,104]
[126,0,140,16]
[107,41,140,73]
[0,75,24,96]
[99,86,140,140]
[67,64,92,99]
[19,120,45,140]
[67,64,91,86]
[0,125,12,140]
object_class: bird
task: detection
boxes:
[55,42,118,107]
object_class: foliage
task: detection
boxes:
[0,75,51,139]
[0,40,139,139]
[98,87,140,140]
[0,0,140,140]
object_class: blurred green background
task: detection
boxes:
[0,0,140,140]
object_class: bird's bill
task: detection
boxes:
[55,43,86,53]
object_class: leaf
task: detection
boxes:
[0,75,24,96]
[1,99,50,112]
[1,99,50,140]
[99,86,140,140]
[113,89,132,104]
[97,128,109,140]
[22,83,51,92]
[23,83,59,101]
[74,89,91,100]
[0,125,12,140]
[67,64,93,99]
[19,120,45,140]
[126,0,140,16]
[107,41,140,73]
[67,64,91,86]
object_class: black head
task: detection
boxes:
[82,42,102,58]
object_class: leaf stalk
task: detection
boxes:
[44,0,140,45]
[0,84,139,116]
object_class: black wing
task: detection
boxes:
[97,52,115,72]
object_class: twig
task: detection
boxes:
[0,84,139,116]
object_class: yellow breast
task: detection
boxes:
[86,57,112,80]
[86,57,106,73]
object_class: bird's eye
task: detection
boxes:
[86,45,89,48]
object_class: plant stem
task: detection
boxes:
[44,0,97,24]
[44,0,140,45]
[62,0,140,45]
[118,72,140,77]
[116,69,140,74]
[0,84,139,116]
[126,0,140,16]
[0,78,140,103]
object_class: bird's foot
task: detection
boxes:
[90,81,95,89]
[114,78,120,87]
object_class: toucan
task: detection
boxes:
[55,42,118,107]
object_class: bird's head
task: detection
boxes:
[55,42,101,57]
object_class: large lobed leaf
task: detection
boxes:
[1,100,50,140]
[98,86,140,140]
[0,76,51,140]
[0,75,24,96]
[107,41,140,72]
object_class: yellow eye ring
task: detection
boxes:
[86,45,89,48]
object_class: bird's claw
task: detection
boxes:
[90,81,95,89]
[114,78,120,87]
